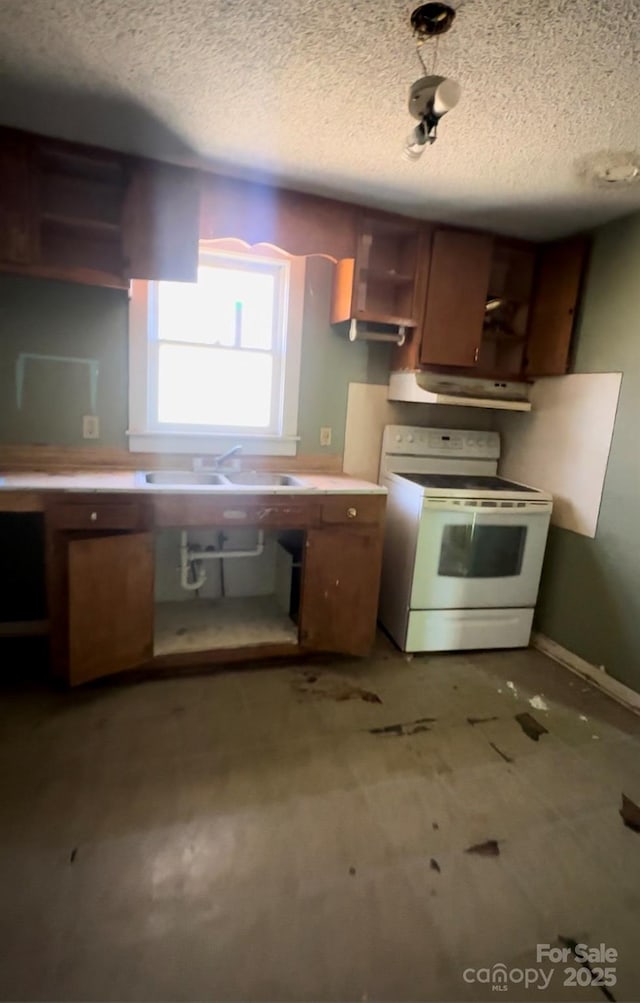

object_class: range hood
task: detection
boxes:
[388,371,532,412]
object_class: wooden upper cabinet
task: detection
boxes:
[300,525,384,657]
[67,531,154,686]
[420,229,494,368]
[525,237,589,377]
[476,239,536,378]
[0,132,38,265]
[331,213,429,328]
[36,140,129,287]
[0,126,202,288]
[123,160,201,283]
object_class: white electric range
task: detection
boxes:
[378,425,553,652]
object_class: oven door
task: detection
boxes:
[410,499,551,610]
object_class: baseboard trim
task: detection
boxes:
[531,631,640,716]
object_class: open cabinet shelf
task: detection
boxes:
[154,595,298,655]
[153,525,304,657]
[331,213,428,327]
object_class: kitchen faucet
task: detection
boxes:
[193,445,243,472]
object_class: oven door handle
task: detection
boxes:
[422,499,552,516]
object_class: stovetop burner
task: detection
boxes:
[398,473,537,492]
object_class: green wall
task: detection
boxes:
[0,258,390,456]
[536,212,640,691]
[297,257,391,455]
[0,276,129,447]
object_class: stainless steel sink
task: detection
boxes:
[143,471,228,485]
[222,471,307,487]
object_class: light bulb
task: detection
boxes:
[402,123,429,161]
[402,138,425,161]
[433,78,462,116]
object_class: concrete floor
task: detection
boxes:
[2,639,640,1002]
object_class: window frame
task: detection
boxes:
[128,240,306,456]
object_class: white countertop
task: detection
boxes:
[0,471,386,496]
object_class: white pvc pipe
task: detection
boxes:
[180,531,206,591]
[179,530,265,591]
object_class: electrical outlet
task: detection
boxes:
[319,426,332,447]
[82,415,100,439]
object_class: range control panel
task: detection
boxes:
[382,426,501,460]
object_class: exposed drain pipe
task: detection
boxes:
[179,530,265,592]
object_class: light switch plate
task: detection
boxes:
[83,415,100,439]
[320,426,332,447]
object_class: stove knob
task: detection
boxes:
[395,434,402,443]
[407,434,414,443]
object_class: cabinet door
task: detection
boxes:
[123,160,201,282]
[420,229,493,368]
[300,528,383,656]
[525,237,588,377]
[67,532,154,686]
[0,133,37,264]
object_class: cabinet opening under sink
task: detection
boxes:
[153,526,304,656]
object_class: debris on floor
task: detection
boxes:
[349,866,356,876]
[69,847,77,864]
[430,858,441,872]
[620,794,640,833]
[466,715,499,725]
[515,711,548,742]
[292,672,382,704]
[506,681,518,697]
[529,694,549,711]
[465,839,501,857]
[369,717,436,736]
[489,741,513,763]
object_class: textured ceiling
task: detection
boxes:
[1,0,640,238]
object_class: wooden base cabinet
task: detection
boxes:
[66,533,154,686]
[46,491,386,686]
[300,527,383,656]
[45,497,155,685]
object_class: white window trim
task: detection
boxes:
[128,240,306,456]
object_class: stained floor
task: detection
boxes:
[1,640,640,1002]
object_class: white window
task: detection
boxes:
[128,241,305,455]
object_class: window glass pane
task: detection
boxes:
[438,524,527,578]
[157,263,276,350]
[157,343,273,428]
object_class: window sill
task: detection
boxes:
[127,431,299,457]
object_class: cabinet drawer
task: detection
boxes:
[49,501,143,531]
[321,496,384,526]
[219,504,313,528]
[153,496,319,529]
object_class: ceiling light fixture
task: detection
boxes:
[403,3,461,162]
[575,151,640,188]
